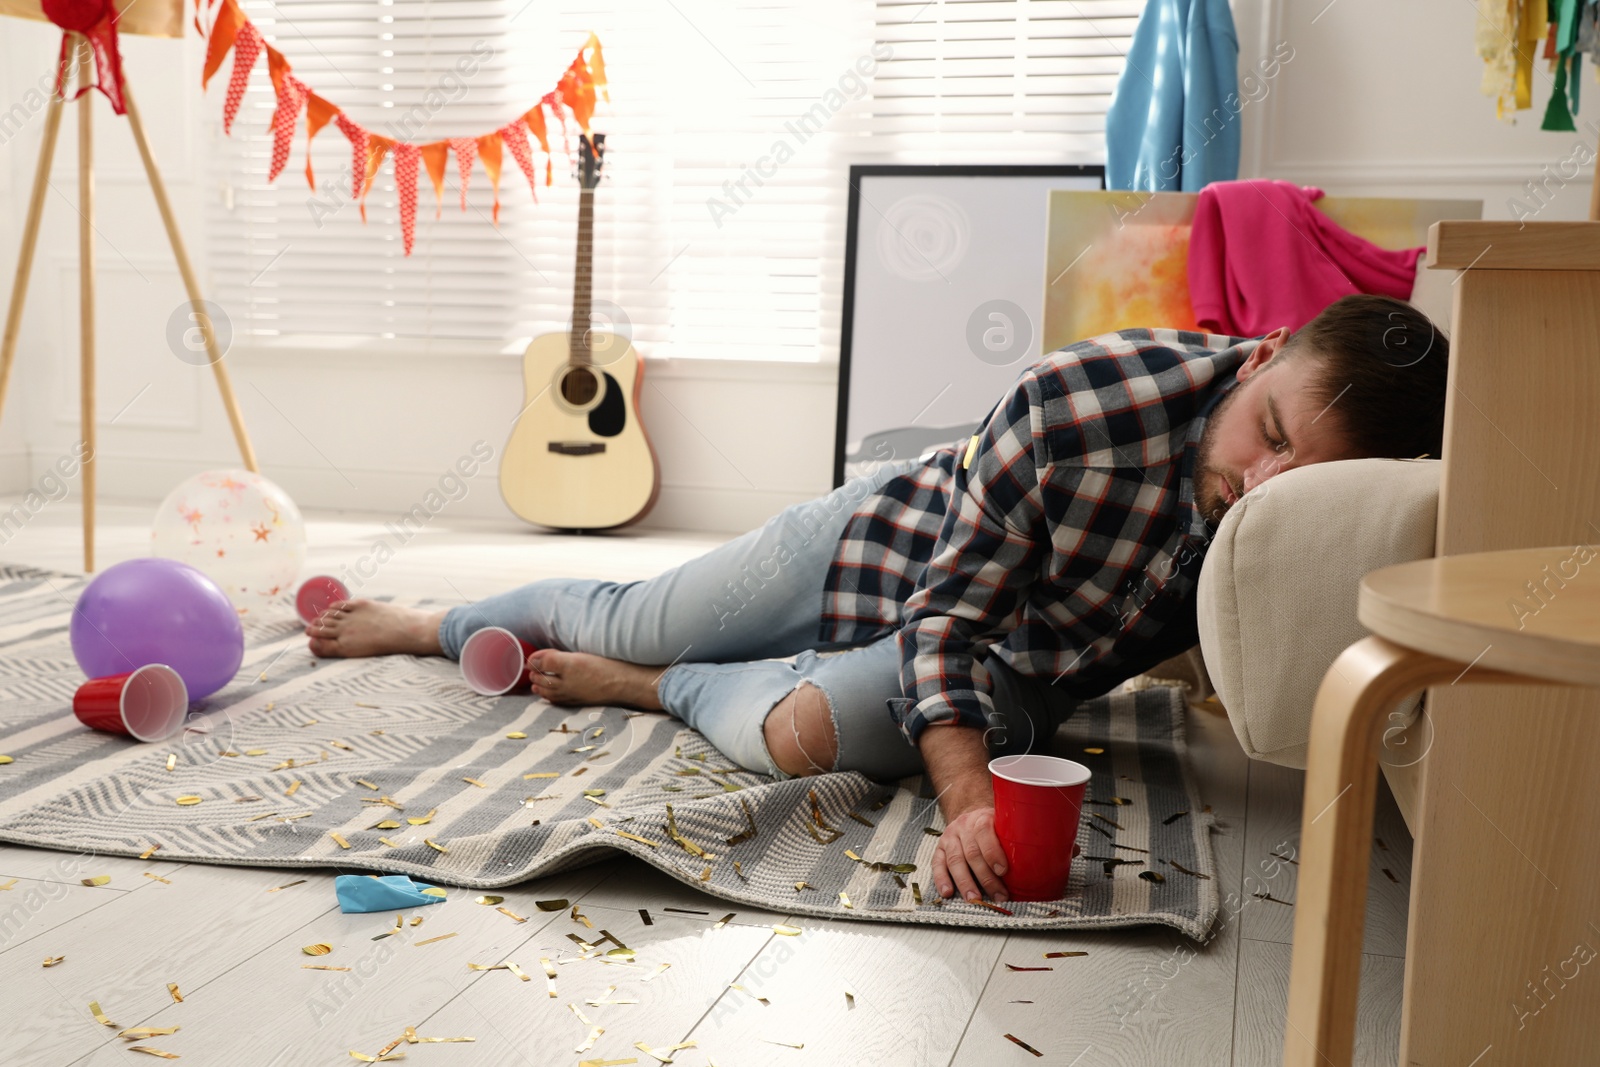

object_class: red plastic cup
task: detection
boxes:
[460,626,537,696]
[296,575,351,624]
[73,664,189,742]
[989,754,1092,902]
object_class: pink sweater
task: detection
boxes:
[1187,179,1423,337]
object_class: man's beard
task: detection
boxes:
[1191,382,1241,527]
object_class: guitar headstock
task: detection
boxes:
[577,133,605,190]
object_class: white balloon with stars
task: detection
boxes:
[151,469,307,615]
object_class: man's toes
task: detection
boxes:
[308,636,339,658]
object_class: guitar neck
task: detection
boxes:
[570,188,595,367]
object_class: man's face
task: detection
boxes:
[1192,329,1357,527]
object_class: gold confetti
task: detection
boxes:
[848,812,875,828]
[974,899,1015,916]
[923,826,943,837]
[139,844,160,859]
[844,849,862,862]
[844,983,857,1008]
[476,895,506,906]
[128,1047,180,1060]
[533,898,568,911]
[1082,746,1105,755]
[641,962,671,983]
[174,796,202,806]
[164,754,176,772]
[421,887,447,899]
[795,882,814,892]
[733,860,747,881]
[143,872,171,885]
[506,732,527,739]
[328,740,354,751]
[714,912,734,929]
[839,891,852,909]
[424,838,448,854]
[267,879,306,893]
[763,1041,804,1050]
[572,905,594,928]
[245,749,268,757]
[674,767,700,777]
[411,917,423,926]
[330,832,350,849]
[43,955,65,967]
[302,965,350,971]
[1006,964,1052,972]
[699,866,712,882]
[373,820,402,830]
[541,957,558,998]
[1139,870,1166,884]
[1045,951,1089,958]
[615,829,662,849]
[773,924,801,936]
[81,875,110,887]
[89,1000,117,1027]
[634,1040,695,1062]
[523,772,559,779]
[0,878,15,890]
[586,817,605,829]
[504,961,532,982]
[233,796,262,803]
[570,745,597,753]
[1004,1033,1045,1057]
[496,907,529,924]
[303,943,333,956]
[912,882,924,904]
[462,777,485,787]
[571,767,588,777]
[355,778,378,790]
[730,983,769,1006]
[347,1053,404,1063]
[584,795,610,808]
[120,1027,180,1039]
[355,702,381,709]
[575,1026,605,1054]
[167,984,182,1002]
[0,755,12,764]
[1164,859,1210,880]
[270,760,297,771]
[579,1060,638,1067]
[285,780,302,797]
[378,837,401,848]
[415,933,458,946]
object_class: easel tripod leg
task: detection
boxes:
[121,81,260,474]
[76,37,96,574]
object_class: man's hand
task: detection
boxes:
[918,723,1010,903]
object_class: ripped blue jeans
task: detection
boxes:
[436,456,1070,781]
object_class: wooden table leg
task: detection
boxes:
[75,36,96,575]
[120,81,260,475]
[0,66,67,430]
[1283,636,1553,1066]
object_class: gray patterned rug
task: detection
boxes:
[0,564,1219,938]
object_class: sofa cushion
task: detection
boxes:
[1195,457,1440,767]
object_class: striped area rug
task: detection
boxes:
[0,564,1219,938]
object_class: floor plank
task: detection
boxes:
[1238,759,1412,958]
[685,915,1006,1067]
[1232,938,1404,1067]
[950,811,1246,1067]
[62,863,615,1066]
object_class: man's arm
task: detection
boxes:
[919,722,1011,902]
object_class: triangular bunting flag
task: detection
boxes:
[303,92,339,191]
[223,20,263,134]
[420,142,450,218]
[448,137,478,210]
[335,112,369,201]
[268,74,310,183]
[500,121,538,203]
[394,143,420,256]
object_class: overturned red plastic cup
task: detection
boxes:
[989,754,1092,902]
[460,626,537,696]
[73,664,189,742]
[296,575,351,625]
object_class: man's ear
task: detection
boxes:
[1238,327,1293,379]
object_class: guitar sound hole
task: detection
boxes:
[561,367,599,406]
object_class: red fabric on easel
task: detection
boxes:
[43,0,126,115]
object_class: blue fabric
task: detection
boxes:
[334,873,447,913]
[1105,0,1240,192]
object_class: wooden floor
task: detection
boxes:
[0,500,1411,1066]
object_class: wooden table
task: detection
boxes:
[1284,547,1600,1066]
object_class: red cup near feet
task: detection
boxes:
[460,626,537,696]
[989,754,1092,902]
[73,664,190,742]
[296,575,352,625]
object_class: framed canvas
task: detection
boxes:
[833,163,1104,486]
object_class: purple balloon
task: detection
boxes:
[70,557,245,702]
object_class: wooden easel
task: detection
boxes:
[0,30,259,573]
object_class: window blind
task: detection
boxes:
[205,0,1135,358]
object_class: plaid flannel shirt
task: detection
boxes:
[820,329,1253,745]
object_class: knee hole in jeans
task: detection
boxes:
[762,682,838,778]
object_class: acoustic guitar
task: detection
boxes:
[499,133,660,530]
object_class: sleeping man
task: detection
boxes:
[307,294,1449,906]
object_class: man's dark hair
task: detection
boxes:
[1275,294,1450,460]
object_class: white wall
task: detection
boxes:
[1,1,1593,543]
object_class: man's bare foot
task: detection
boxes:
[306,600,447,659]
[526,649,666,710]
